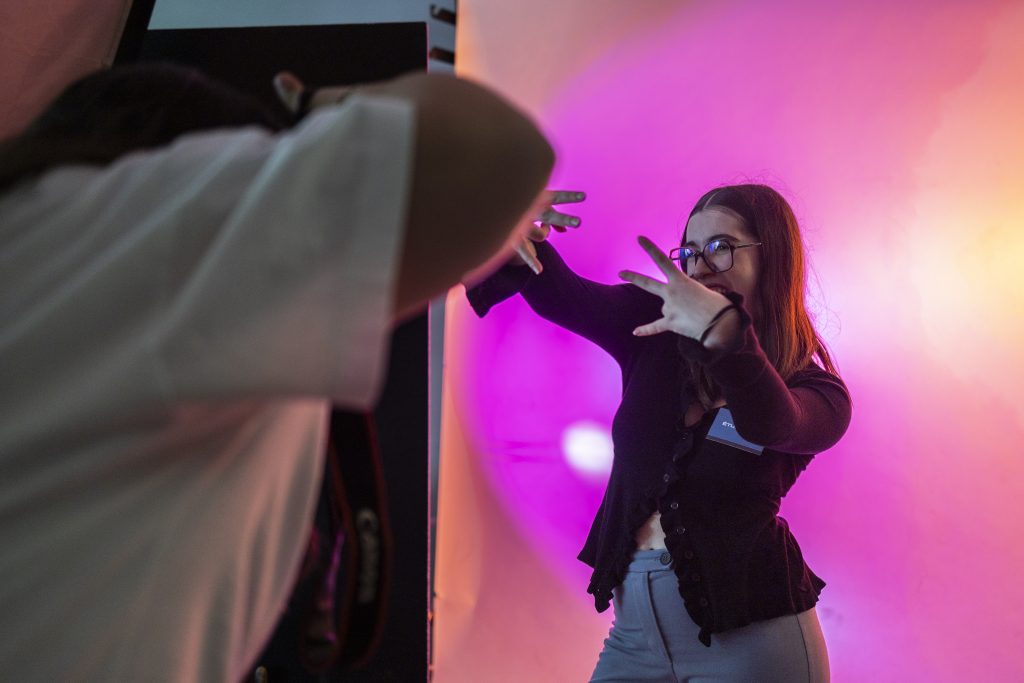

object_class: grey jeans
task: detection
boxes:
[589,549,829,683]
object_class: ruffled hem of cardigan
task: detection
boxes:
[585,472,679,613]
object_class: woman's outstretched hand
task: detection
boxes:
[617,236,736,344]
[512,190,586,274]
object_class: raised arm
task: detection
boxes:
[467,240,657,365]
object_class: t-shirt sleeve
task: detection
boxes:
[152,95,415,409]
[1,93,415,418]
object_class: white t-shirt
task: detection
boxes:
[0,94,414,681]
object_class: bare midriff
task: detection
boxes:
[635,512,668,550]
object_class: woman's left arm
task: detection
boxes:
[702,326,851,454]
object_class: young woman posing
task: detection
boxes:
[468,184,851,682]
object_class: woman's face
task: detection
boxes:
[681,207,762,314]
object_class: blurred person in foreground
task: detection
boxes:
[0,62,554,681]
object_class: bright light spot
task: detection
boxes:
[562,421,614,479]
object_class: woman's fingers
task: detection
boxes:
[548,190,586,205]
[632,318,670,337]
[618,270,666,296]
[527,223,550,241]
[514,238,543,274]
[637,235,682,279]
[539,208,580,229]
[534,190,585,230]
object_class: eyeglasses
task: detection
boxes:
[669,239,762,275]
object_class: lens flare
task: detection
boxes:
[561,421,614,479]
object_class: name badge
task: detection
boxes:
[705,407,765,455]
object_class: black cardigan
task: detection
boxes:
[466,240,852,646]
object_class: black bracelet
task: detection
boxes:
[698,303,739,346]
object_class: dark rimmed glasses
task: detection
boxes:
[669,239,763,275]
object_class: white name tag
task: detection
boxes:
[705,407,765,455]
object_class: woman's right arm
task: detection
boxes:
[466,240,654,364]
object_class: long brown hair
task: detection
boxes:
[684,184,838,408]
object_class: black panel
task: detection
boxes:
[112,0,156,64]
[120,24,427,121]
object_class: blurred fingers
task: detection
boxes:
[538,208,581,229]
[515,238,543,274]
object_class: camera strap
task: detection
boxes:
[298,409,393,672]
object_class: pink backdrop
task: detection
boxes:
[436,1,1024,681]
[4,1,1022,680]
